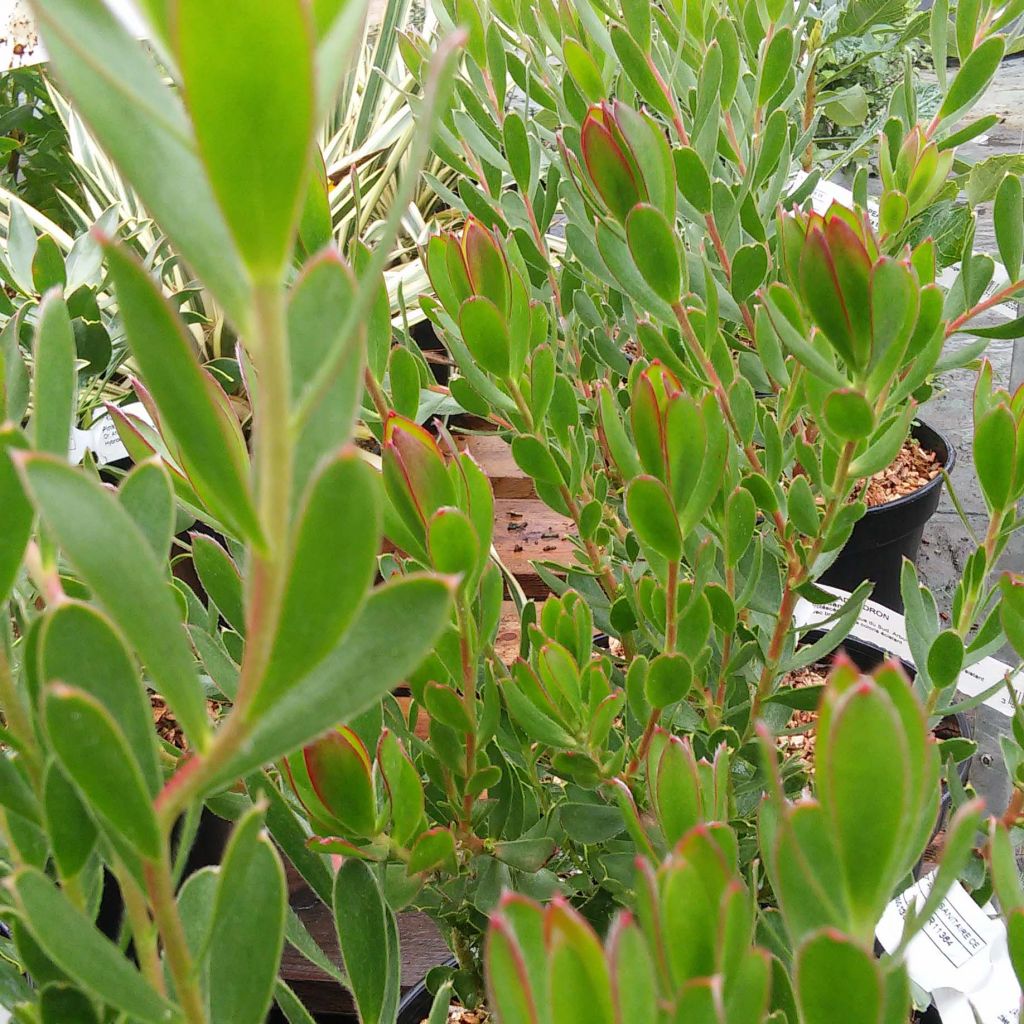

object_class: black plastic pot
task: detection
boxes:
[820,421,953,613]
[396,959,459,1024]
[96,807,231,940]
[397,978,436,1024]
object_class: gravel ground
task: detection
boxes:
[916,57,1024,812]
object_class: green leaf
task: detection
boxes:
[938,36,1005,124]
[20,455,210,748]
[32,236,66,295]
[102,241,260,542]
[645,653,693,708]
[493,837,556,872]
[503,112,532,194]
[0,754,39,826]
[408,827,457,874]
[796,931,883,1024]
[581,113,644,223]
[252,452,381,716]
[626,475,682,562]
[725,487,756,565]
[732,244,768,301]
[192,535,245,635]
[926,629,964,690]
[817,682,909,935]
[304,727,377,836]
[0,427,31,601]
[215,575,452,787]
[287,250,365,498]
[39,982,100,1024]
[511,436,563,486]
[625,204,681,304]
[334,861,399,1024]
[210,832,286,1024]
[673,146,712,214]
[175,0,315,276]
[459,296,511,377]
[118,460,174,559]
[43,762,96,880]
[788,475,820,536]
[564,38,605,103]
[994,174,1023,282]
[610,27,673,118]
[32,291,75,458]
[427,507,481,580]
[388,345,421,420]
[486,906,541,1024]
[378,731,425,849]
[40,602,160,793]
[43,684,161,861]
[975,405,1016,512]
[823,389,875,440]
[759,29,793,105]
[10,867,177,1024]
[30,0,249,324]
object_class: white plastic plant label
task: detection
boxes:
[68,402,153,468]
[876,873,1021,1024]
[793,585,1024,716]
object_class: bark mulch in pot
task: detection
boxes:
[864,437,941,507]
[776,661,963,773]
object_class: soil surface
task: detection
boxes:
[776,661,961,770]
[421,1006,490,1024]
[150,694,220,750]
[864,437,942,507]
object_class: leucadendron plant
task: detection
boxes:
[0,0,467,1022]
[484,657,988,1024]
[289,0,1024,1007]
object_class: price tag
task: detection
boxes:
[876,873,1021,1024]
[793,585,1024,717]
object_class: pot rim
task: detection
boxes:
[857,418,955,518]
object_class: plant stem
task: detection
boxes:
[749,439,857,729]
[946,279,1024,336]
[159,284,294,824]
[956,514,1003,635]
[455,597,478,820]
[118,866,165,996]
[0,641,40,787]
[145,857,207,1023]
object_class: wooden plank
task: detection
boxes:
[492,499,573,597]
[457,433,536,498]
[282,866,450,1016]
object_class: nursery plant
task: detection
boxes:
[0,0,467,1022]
[288,0,1024,1010]
[3,1,1024,1024]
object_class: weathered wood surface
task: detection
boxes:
[492,499,574,597]
[456,433,536,498]
[281,866,449,1017]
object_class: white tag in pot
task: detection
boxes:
[876,873,1021,1024]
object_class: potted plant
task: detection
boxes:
[282,0,1024,1016]
[0,0,465,1021]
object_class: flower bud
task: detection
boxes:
[630,363,681,480]
[461,218,511,315]
[295,727,378,838]
[382,413,456,542]
[580,102,648,222]
[880,126,954,218]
